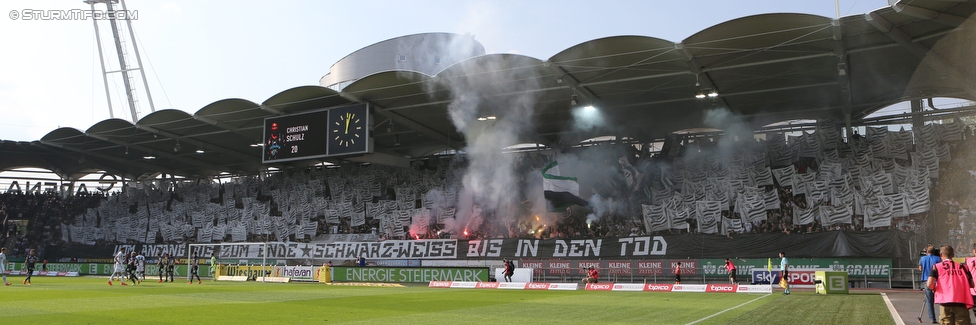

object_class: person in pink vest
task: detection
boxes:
[926,245,974,325]
[967,243,976,320]
[673,262,681,284]
[725,258,737,285]
[582,266,599,284]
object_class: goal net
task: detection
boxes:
[187,242,271,282]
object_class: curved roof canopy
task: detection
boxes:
[3,0,975,180]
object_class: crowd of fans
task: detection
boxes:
[932,134,976,251]
[0,121,973,257]
[0,192,104,257]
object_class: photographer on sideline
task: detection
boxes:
[920,245,941,323]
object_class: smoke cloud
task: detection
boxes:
[402,5,543,237]
[703,107,757,157]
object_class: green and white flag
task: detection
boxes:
[542,161,588,211]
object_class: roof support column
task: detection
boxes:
[833,18,855,141]
[542,61,600,106]
[911,99,924,132]
[676,43,733,113]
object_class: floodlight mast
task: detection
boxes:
[84,0,156,123]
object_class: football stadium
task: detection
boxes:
[2,1,976,324]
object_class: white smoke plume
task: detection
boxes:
[404,4,543,237]
[704,107,756,155]
[585,193,608,227]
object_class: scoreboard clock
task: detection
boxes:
[261,103,371,163]
[326,103,370,156]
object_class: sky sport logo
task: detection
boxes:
[9,9,138,20]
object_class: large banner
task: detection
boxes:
[45,230,911,260]
[185,240,459,260]
[332,267,490,283]
[46,243,186,261]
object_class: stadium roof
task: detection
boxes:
[3,0,975,181]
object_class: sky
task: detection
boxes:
[0,0,894,142]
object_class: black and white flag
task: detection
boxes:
[903,182,931,214]
[818,204,852,226]
[792,204,817,226]
[863,197,893,228]
[695,201,722,234]
[736,193,767,223]
[722,217,744,234]
[885,193,909,218]
[752,167,774,187]
[771,166,796,188]
[764,189,780,211]
[805,180,829,207]
[641,204,670,233]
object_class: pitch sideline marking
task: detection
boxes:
[685,294,771,325]
[880,293,906,325]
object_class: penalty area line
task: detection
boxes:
[685,294,771,325]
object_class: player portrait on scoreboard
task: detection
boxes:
[266,122,282,160]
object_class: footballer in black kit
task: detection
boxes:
[24,249,38,285]
[188,255,201,284]
[126,252,140,284]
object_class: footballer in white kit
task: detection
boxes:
[1,247,10,286]
[109,248,127,286]
[135,252,146,281]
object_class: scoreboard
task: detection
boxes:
[262,103,371,163]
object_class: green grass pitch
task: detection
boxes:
[0,276,895,324]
